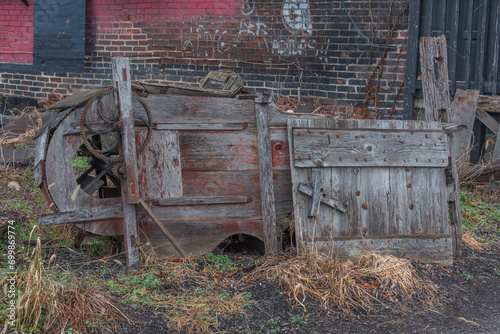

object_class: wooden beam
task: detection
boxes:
[154,122,248,131]
[419,36,463,258]
[39,205,124,226]
[152,195,252,206]
[419,35,451,121]
[292,128,449,168]
[112,57,139,204]
[255,92,278,255]
[112,57,139,267]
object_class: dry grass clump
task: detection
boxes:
[13,227,130,333]
[462,231,487,251]
[246,251,439,315]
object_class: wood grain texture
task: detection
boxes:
[302,236,453,265]
[153,195,252,206]
[419,36,463,258]
[255,93,278,255]
[39,205,124,226]
[136,130,183,201]
[297,183,347,213]
[33,122,50,187]
[177,128,290,171]
[154,123,247,131]
[139,199,187,257]
[420,35,451,121]
[112,57,139,204]
[145,94,256,124]
[292,128,448,168]
[450,89,479,162]
[112,57,139,267]
[477,95,500,114]
[288,118,452,264]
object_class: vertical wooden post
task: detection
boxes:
[403,0,421,119]
[112,57,139,267]
[255,92,278,255]
[419,36,463,258]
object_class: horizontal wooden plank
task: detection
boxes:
[297,182,347,213]
[39,205,123,226]
[152,195,252,206]
[293,128,448,168]
[302,235,452,265]
[179,128,290,171]
[145,95,256,124]
[181,170,293,216]
[154,122,248,131]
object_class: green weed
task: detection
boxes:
[459,273,474,281]
[73,156,91,170]
[291,315,306,326]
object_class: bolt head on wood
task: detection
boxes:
[362,203,367,210]
[355,190,361,196]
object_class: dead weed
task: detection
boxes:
[9,226,130,333]
[246,251,439,316]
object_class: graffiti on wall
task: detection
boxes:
[282,0,312,36]
[179,0,330,63]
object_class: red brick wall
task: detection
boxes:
[0,1,33,64]
[1,1,410,119]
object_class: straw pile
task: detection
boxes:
[247,252,439,315]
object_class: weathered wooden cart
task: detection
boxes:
[35,58,460,266]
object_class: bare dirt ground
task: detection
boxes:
[1,164,499,334]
